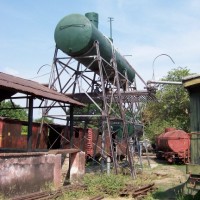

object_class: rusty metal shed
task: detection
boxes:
[0,72,84,106]
[0,72,84,151]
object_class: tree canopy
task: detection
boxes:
[34,117,54,124]
[0,100,28,121]
[69,103,101,128]
[143,67,191,141]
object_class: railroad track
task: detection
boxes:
[12,183,154,200]
[119,183,155,198]
[133,183,155,198]
[12,185,87,200]
[89,196,104,200]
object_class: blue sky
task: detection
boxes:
[0,0,200,86]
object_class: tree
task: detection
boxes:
[70,103,101,128]
[143,67,191,141]
[34,117,54,124]
[0,100,28,121]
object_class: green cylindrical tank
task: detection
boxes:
[54,13,135,84]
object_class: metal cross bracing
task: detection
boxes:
[41,41,156,178]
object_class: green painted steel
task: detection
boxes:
[112,123,135,139]
[85,12,99,28]
[186,164,200,175]
[190,90,200,132]
[183,77,200,165]
[189,89,200,164]
[183,76,200,199]
[54,13,135,84]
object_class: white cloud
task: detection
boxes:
[2,67,19,76]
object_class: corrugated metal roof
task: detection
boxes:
[182,74,200,88]
[0,72,84,106]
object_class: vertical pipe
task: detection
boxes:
[107,156,111,175]
[144,141,151,167]
[70,105,74,148]
[27,97,33,151]
[101,123,105,172]
[139,142,143,169]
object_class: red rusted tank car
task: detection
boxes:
[156,128,190,164]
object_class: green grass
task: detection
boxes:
[83,173,129,196]
[58,169,156,200]
[58,160,199,200]
[59,173,132,199]
[0,194,6,200]
[143,183,200,200]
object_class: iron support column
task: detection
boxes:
[70,105,74,148]
[111,44,135,178]
[27,97,33,151]
[101,122,106,172]
[95,41,118,174]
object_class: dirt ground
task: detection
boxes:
[143,156,188,199]
[84,154,191,200]
[104,155,189,200]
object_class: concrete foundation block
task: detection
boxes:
[70,151,85,183]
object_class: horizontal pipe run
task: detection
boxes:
[147,80,182,85]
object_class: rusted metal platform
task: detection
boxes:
[67,90,156,104]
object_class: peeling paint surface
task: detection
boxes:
[0,154,60,197]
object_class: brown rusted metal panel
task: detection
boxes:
[0,117,48,150]
[0,72,84,106]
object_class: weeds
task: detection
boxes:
[0,193,5,200]
[41,181,55,192]
[61,190,86,200]
[175,189,200,200]
[58,173,133,200]
[83,173,128,196]
[175,190,186,200]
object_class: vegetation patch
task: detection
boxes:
[58,170,156,200]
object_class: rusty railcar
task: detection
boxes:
[156,128,190,164]
[0,117,128,159]
[0,117,48,150]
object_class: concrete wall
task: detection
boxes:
[0,153,61,197]
[0,150,86,198]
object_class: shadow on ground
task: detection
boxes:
[152,182,200,200]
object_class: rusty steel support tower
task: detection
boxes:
[40,40,156,177]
